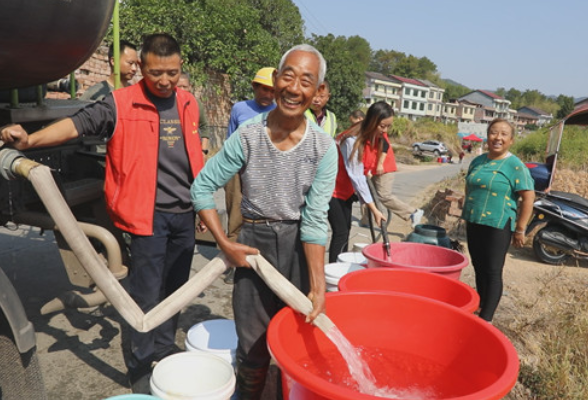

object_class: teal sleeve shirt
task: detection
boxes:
[461,153,534,231]
[190,126,337,246]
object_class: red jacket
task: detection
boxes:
[332,131,355,201]
[362,134,397,176]
[106,81,204,235]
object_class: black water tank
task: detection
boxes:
[405,224,452,248]
[0,0,115,90]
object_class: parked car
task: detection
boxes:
[412,140,448,156]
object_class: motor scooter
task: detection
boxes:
[524,104,588,265]
[526,190,588,264]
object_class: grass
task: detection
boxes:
[512,124,588,170]
[515,278,588,399]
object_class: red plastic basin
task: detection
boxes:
[338,268,480,313]
[362,242,468,280]
[267,292,519,400]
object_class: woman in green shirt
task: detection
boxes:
[462,118,535,322]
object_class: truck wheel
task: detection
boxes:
[434,150,440,157]
[413,145,419,153]
[0,319,47,400]
[532,226,571,265]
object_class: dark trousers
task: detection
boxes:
[327,196,354,263]
[127,211,195,375]
[466,221,512,322]
[233,220,307,399]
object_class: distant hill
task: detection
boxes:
[442,78,469,89]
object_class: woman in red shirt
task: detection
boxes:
[328,120,385,262]
[353,102,423,227]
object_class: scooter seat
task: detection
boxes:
[549,190,588,211]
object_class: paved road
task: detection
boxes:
[393,159,470,203]
[0,158,470,399]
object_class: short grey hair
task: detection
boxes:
[278,44,327,87]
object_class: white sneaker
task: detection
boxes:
[410,209,424,228]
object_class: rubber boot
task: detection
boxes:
[234,364,269,400]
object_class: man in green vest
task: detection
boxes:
[305,78,337,137]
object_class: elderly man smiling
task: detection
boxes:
[191,44,337,399]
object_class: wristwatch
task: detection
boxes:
[202,149,209,155]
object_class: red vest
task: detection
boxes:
[332,132,355,200]
[362,135,397,176]
[106,81,204,235]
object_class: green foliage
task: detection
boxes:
[389,116,412,138]
[512,125,588,169]
[369,49,437,79]
[245,0,304,52]
[309,34,366,121]
[442,82,471,101]
[556,95,575,119]
[114,0,302,100]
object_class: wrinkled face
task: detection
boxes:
[487,121,514,157]
[273,50,321,119]
[140,53,182,98]
[377,116,393,136]
[114,47,138,84]
[310,86,330,112]
[252,83,275,107]
[177,77,191,91]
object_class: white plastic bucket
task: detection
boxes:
[337,251,367,265]
[324,262,364,292]
[150,352,236,400]
[185,319,237,367]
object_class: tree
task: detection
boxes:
[556,95,575,119]
[443,82,470,101]
[309,34,366,120]
[369,49,405,76]
[369,49,437,79]
[346,35,372,71]
[115,0,304,100]
[244,0,304,52]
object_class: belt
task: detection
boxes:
[242,217,296,225]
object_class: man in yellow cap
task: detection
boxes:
[226,67,276,137]
[223,67,276,283]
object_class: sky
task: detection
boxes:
[290,0,586,99]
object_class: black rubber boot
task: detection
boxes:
[234,364,269,400]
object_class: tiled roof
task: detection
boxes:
[478,89,504,100]
[519,106,549,116]
[365,71,395,82]
[389,74,426,87]
[419,79,440,88]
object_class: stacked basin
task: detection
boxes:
[267,292,519,400]
[362,242,468,280]
[338,268,479,313]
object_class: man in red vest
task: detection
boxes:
[1,33,204,394]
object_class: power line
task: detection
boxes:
[295,0,330,36]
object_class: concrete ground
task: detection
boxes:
[0,160,467,399]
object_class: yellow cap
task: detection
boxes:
[252,67,275,87]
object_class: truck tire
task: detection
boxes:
[532,225,572,265]
[0,318,47,400]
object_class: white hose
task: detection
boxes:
[246,254,335,334]
[18,159,229,332]
[5,150,333,334]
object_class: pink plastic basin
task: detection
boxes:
[338,268,479,313]
[362,242,468,280]
[267,292,519,400]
